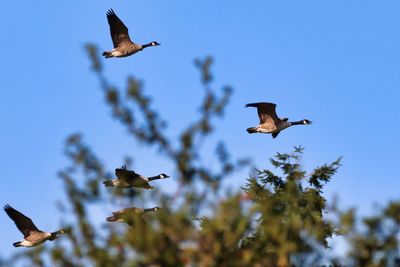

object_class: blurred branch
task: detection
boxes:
[84,44,248,187]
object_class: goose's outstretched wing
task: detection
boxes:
[106,9,132,48]
[3,205,41,237]
[115,165,140,182]
[246,102,280,125]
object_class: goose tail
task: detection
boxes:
[103,180,113,187]
[13,242,21,247]
[106,216,116,222]
[102,51,113,58]
[246,127,257,134]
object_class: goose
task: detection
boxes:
[102,9,160,58]
[103,165,169,189]
[3,204,65,248]
[106,206,160,227]
[246,102,312,138]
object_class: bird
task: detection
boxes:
[102,9,160,58]
[3,204,66,248]
[245,102,312,138]
[106,206,160,227]
[102,165,170,189]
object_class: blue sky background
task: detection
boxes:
[1,1,399,257]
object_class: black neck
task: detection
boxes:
[50,229,64,236]
[49,230,63,240]
[142,42,153,49]
[291,120,304,126]
[144,208,156,212]
[148,175,161,181]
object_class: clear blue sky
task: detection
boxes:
[1,1,399,257]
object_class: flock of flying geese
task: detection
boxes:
[3,9,312,248]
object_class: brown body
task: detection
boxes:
[3,204,65,247]
[102,9,160,58]
[106,207,160,227]
[246,102,312,138]
[102,165,169,189]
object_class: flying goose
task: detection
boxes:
[106,206,160,227]
[103,165,169,189]
[3,204,65,247]
[246,102,312,138]
[102,9,160,58]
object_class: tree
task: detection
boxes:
[333,202,400,266]
[3,45,345,267]
[242,147,340,266]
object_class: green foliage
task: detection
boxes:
[4,45,400,267]
[335,202,400,266]
[242,147,340,266]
